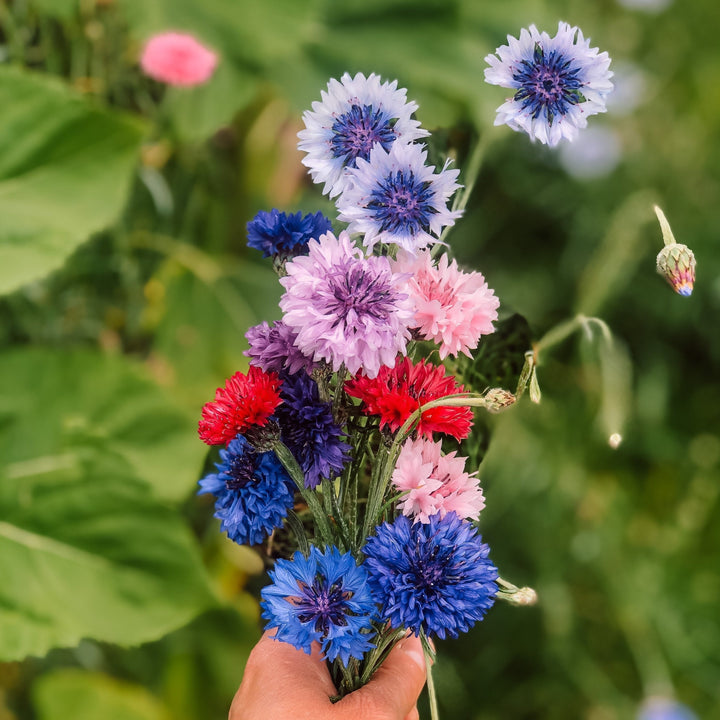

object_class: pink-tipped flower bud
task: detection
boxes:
[483,387,517,413]
[656,243,696,297]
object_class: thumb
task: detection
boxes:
[335,635,427,720]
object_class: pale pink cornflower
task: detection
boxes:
[391,437,485,524]
[140,32,218,87]
[392,250,500,359]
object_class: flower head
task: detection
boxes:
[261,546,376,664]
[363,513,498,639]
[392,437,485,523]
[656,243,696,296]
[198,434,295,545]
[637,697,699,720]
[279,231,413,378]
[140,32,218,87]
[277,373,350,489]
[344,357,473,440]
[198,367,282,445]
[298,72,428,198]
[484,22,613,146]
[245,320,316,376]
[246,209,333,259]
[393,250,499,358]
[337,142,462,253]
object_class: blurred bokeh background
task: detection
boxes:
[1,0,718,718]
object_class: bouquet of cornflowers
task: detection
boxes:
[197,22,615,716]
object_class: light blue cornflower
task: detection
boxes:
[485,22,613,147]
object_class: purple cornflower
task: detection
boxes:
[484,22,613,147]
[245,320,316,376]
[279,231,413,379]
[261,545,376,664]
[298,72,428,198]
[277,372,350,489]
[247,209,333,258]
[363,512,498,639]
[337,142,462,253]
[198,434,295,546]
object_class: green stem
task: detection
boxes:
[421,632,439,720]
[273,441,335,548]
[653,205,677,247]
[284,510,309,556]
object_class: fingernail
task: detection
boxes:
[399,641,426,673]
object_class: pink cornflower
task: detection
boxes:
[393,250,500,359]
[392,437,485,524]
[140,32,218,87]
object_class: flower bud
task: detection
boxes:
[656,243,696,296]
[483,387,517,413]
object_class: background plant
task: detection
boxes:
[0,1,718,719]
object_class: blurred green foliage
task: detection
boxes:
[0,0,718,718]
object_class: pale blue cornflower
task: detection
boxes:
[484,22,613,147]
[298,72,428,198]
[336,142,462,254]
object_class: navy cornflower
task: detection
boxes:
[363,512,498,639]
[198,434,295,546]
[246,208,333,258]
[261,546,376,664]
[277,372,350,489]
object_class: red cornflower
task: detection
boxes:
[344,357,473,440]
[199,367,282,445]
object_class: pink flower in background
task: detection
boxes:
[391,437,485,524]
[392,250,500,359]
[140,32,218,87]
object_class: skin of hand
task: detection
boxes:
[229,630,427,720]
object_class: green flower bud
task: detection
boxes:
[656,243,696,297]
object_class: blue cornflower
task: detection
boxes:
[261,546,377,664]
[337,142,462,253]
[198,434,295,546]
[484,22,613,147]
[246,208,332,258]
[637,697,699,720]
[298,72,428,198]
[277,372,350,489]
[363,512,498,639]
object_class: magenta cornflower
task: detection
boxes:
[392,437,485,524]
[279,231,413,378]
[393,250,500,359]
[140,32,218,87]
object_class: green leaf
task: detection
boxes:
[0,452,215,661]
[0,67,145,296]
[30,0,79,20]
[33,670,169,720]
[0,348,207,501]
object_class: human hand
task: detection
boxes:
[230,630,427,720]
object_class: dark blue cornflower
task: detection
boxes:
[198,434,295,546]
[261,545,376,664]
[246,208,332,258]
[276,372,350,489]
[363,512,498,639]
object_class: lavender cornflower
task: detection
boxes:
[484,22,613,146]
[261,546,376,664]
[245,320,316,375]
[279,231,413,378]
[363,512,498,639]
[337,142,462,254]
[298,72,428,198]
